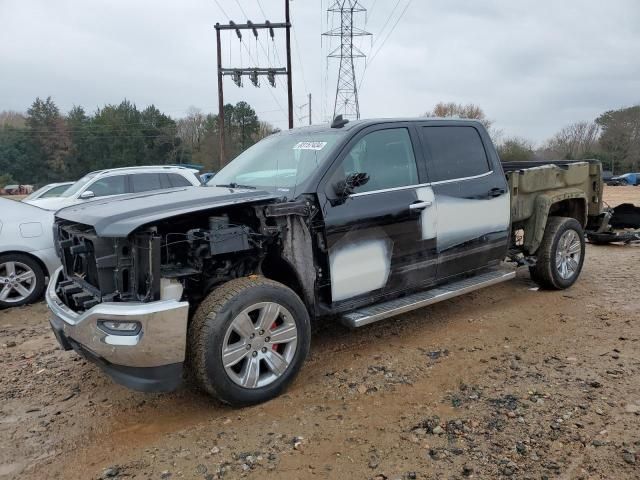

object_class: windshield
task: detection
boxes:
[210,131,344,192]
[24,185,50,200]
[62,173,97,197]
[43,183,73,198]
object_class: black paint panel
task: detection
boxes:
[323,188,438,303]
[416,122,510,279]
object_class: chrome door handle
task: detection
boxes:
[409,201,432,211]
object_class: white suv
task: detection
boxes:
[24,166,202,210]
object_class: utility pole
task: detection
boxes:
[285,0,294,130]
[215,0,294,166]
[323,1,371,120]
[216,25,225,167]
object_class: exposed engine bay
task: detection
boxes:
[53,200,318,313]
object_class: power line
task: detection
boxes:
[17,132,184,139]
[358,0,377,52]
[369,0,412,64]
[213,0,231,20]
[211,1,288,120]
[233,0,249,20]
[359,0,412,90]
[292,26,309,95]
[367,0,379,24]
[255,0,267,19]
[371,0,401,50]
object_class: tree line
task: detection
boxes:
[2,98,638,188]
[0,97,276,187]
[426,102,640,173]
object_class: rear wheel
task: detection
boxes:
[188,276,310,406]
[0,254,46,308]
[529,217,585,290]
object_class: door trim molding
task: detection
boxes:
[349,171,494,198]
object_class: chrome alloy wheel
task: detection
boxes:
[222,302,298,389]
[0,261,37,304]
[555,229,582,280]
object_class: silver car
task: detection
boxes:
[0,198,59,308]
[24,166,202,210]
[23,182,74,201]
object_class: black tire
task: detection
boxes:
[529,217,585,290]
[188,276,311,406]
[0,253,46,308]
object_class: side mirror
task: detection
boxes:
[333,172,370,198]
[79,190,95,200]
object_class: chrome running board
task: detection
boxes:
[340,267,516,328]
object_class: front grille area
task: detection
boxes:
[56,277,100,311]
[58,223,100,285]
[54,220,162,312]
[56,222,104,311]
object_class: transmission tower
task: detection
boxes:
[323,1,371,120]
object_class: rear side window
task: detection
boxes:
[421,126,490,182]
[132,173,163,193]
[167,173,193,187]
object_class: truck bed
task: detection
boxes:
[501,159,602,174]
[503,159,603,224]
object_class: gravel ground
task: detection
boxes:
[1,187,639,480]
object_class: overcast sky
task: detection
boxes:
[1,0,639,144]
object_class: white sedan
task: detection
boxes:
[0,198,59,308]
[23,182,74,201]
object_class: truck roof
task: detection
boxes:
[87,165,200,176]
[278,117,486,136]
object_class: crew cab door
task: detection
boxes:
[320,124,438,305]
[418,123,510,279]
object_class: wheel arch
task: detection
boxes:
[260,254,309,307]
[548,198,587,226]
[0,250,50,277]
[523,190,587,254]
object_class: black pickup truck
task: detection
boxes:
[47,117,604,406]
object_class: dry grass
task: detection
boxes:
[1,194,27,200]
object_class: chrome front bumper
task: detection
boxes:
[47,268,189,369]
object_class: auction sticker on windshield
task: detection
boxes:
[293,141,327,151]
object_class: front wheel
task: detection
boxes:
[529,217,585,290]
[188,277,311,406]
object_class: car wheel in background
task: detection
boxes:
[0,253,46,308]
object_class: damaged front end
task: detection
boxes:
[53,210,260,309]
[45,193,323,393]
[47,207,268,392]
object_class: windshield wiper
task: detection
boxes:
[215,183,256,190]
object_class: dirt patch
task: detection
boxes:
[0,195,27,200]
[1,192,639,480]
[603,185,640,207]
